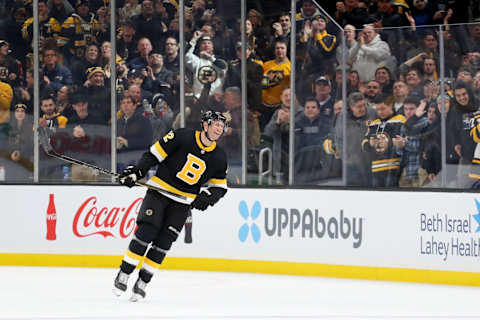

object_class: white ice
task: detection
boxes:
[0,266,478,320]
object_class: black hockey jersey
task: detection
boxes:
[361,114,406,174]
[142,128,228,204]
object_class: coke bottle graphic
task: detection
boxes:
[184,209,192,243]
[46,193,57,240]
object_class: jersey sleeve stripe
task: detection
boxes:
[150,142,167,162]
[208,178,227,189]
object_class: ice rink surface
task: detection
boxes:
[0,266,478,320]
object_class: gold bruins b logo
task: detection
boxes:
[198,66,218,85]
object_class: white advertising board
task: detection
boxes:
[0,185,479,277]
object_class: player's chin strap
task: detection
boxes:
[203,126,220,143]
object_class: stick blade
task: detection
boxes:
[37,127,54,154]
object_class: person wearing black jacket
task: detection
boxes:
[224,42,264,113]
[451,81,478,188]
[63,90,108,182]
[117,95,153,154]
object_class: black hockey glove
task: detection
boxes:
[118,165,144,188]
[191,191,211,211]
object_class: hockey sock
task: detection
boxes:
[121,236,150,274]
[142,245,168,277]
[139,268,154,283]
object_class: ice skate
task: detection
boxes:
[129,277,147,302]
[113,271,129,296]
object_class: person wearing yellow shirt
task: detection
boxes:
[261,38,290,129]
[39,96,68,129]
[0,79,13,147]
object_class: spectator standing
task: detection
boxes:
[117,21,137,63]
[58,0,99,64]
[261,38,291,129]
[0,40,21,87]
[21,0,60,52]
[185,32,227,99]
[361,95,406,187]
[396,97,429,187]
[324,92,376,186]
[224,41,264,113]
[48,0,74,24]
[130,0,168,50]
[350,25,392,82]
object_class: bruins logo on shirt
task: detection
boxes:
[263,70,284,88]
[198,65,218,84]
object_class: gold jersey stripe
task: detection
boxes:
[149,176,197,199]
[372,158,401,165]
[372,165,400,173]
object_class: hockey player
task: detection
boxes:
[113,110,228,301]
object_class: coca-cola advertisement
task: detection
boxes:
[0,186,211,260]
[72,196,143,239]
[46,194,57,241]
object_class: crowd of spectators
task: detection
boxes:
[1,0,480,188]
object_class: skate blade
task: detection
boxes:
[112,287,125,297]
[129,293,144,302]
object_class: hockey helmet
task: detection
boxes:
[201,110,228,132]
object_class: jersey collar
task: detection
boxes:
[195,131,216,152]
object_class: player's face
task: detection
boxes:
[207,120,225,140]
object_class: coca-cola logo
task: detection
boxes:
[73,196,143,238]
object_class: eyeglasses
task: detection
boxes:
[166,43,177,46]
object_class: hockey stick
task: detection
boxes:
[37,127,177,195]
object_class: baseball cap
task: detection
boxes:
[315,76,332,86]
[0,40,9,48]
